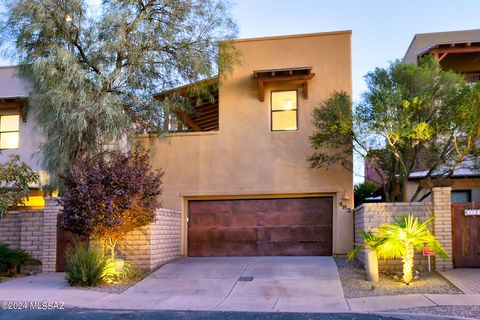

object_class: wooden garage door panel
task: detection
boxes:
[188,197,333,256]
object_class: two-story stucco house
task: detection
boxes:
[0,66,45,207]
[138,31,354,257]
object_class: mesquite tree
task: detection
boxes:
[309,56,480,202]
[60,148,163,259]
[0,0,238,184]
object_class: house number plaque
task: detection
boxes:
[465,209,480,216]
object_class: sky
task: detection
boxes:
[1,0,480,183]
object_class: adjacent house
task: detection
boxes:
[0,66,45,208]
[138,31,354,257]
[403,29,480,203]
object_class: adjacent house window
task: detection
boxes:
[0,115,20,149]
[451,190,471,203]
[271,90,298,131]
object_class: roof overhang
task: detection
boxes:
[417,41,480,62]
[253,67,315,102]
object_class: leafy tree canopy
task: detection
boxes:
[0,155,39,217]
[0,0,238,184]
[309,56,480,202]
[60,147,163,257]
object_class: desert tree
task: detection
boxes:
[309,56,480,202]
[0,0,239,184]
[60,147,163,259]
[0,155,39,217]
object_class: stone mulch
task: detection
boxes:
[384,305,480,319]
[334,256,461,298]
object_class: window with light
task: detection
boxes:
[271,90,297,131]
[0,115,20,149]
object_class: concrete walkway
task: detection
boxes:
[440,269,480,294]
[99,256,349,312]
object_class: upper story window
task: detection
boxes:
[271,90,298,131]
[0,115,20,149]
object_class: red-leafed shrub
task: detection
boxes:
[60,148,163,259]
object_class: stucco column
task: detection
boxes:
[432,186,453,270]
[42,197,60,272]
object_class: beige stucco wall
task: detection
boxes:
[139,31,354,255]
[0,101,44,172]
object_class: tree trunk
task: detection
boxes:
[402,245,415,284]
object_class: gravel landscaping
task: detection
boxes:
[385,305,480,319]
[335,256,461,298]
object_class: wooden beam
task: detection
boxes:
[438,52,448,62]
[174,109,203,132]
[257,73,316,83]
[428,46,480,55]
[303,81,309,99]
[257,79,265,102]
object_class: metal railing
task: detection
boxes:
[463,73,480,83]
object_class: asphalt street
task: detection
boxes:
[0,309,460,320]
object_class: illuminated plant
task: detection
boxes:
[377,214,447,284]
[60,147,163,262]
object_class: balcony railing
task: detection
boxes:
[464,73,480,83]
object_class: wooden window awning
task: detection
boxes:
[418,41,480,62]
[253,67,315,102]
[0,97,28,122]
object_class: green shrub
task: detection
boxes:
[0,243,40,275]
[65,242,114,286]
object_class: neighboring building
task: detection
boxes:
[0,66,45,207]
[364,29,480,203]
[139,31,354,257]
[404,29,480,203]
[404,28,480,82]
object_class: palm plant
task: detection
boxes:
[377,214,447,284]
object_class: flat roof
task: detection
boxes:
[229,30,352,43]
[0,66,30,99]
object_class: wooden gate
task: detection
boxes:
[452,203,480,268]
[56,214,88,272]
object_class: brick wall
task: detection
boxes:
[0,198,65,273]
[120,208,181,271]
[432,187,453,270]
[354,186,454,271]
[0,209,44,273]
[354,202,434,272]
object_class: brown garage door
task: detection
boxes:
[188,197,333,256]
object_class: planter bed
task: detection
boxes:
[335,256,461,298]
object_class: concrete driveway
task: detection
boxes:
[101,256,349,312]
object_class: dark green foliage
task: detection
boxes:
[309,56,480,202]
[0,155,39,217]
[65,242,113,286]
[354,181,380,207]
[0,243,40,275]
[309,91,354,170]
[1,0,239,185]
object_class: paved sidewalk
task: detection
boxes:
[0,273,115,308]
[440,269,480,294]
[347,293,480,312]
[0,264,479,313]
